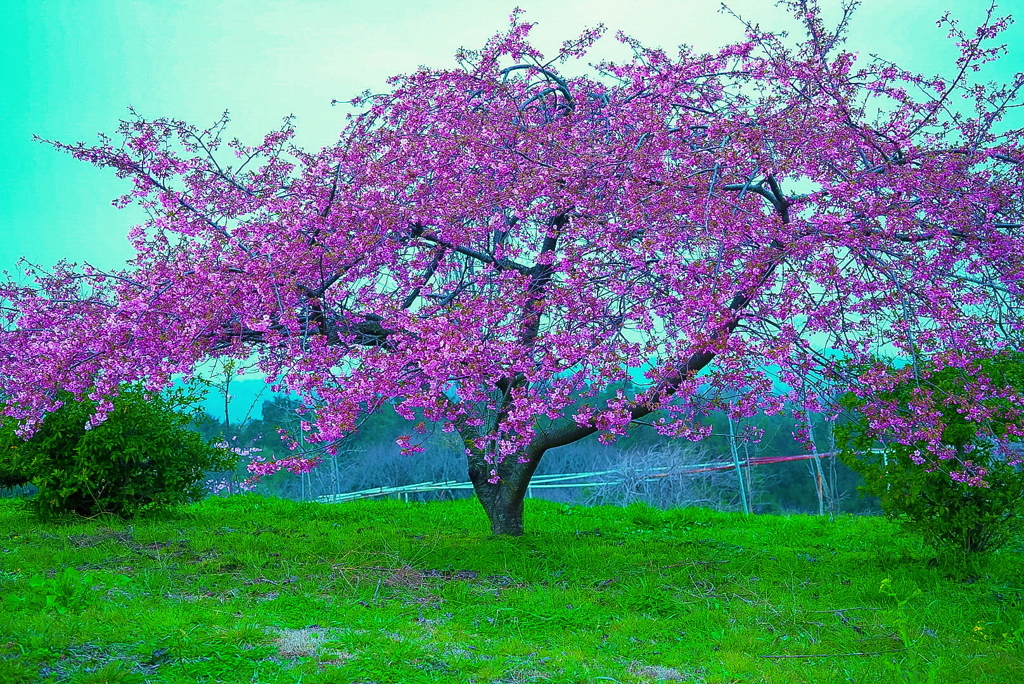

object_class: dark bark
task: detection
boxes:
[465,440,545,536]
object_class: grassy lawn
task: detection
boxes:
[1,495,1022,683]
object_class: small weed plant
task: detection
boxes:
[4,567,131,615]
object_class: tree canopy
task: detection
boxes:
[2,0,1022,533]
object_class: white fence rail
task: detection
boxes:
[313,451,866,504]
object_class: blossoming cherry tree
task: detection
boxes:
[2,1,1022,534]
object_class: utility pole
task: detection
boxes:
[727,406,751,515]
[804,409,829,516]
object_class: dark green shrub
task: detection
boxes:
[0,461,30,490]
[0,419,27,488]
[837,355,1024,554]
[0,385,234,517]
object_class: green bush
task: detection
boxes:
[838,439,1024,554]
[837,355,1024,555]
[0,385,235,518]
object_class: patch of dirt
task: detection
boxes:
[67,527,193,564]
[67,527,135,548]
[274,627,355,664]
[383,565,425,588]
[422,569,479,580]
[254,591,281,602]
[352,565,482,589]
[276,627,327,658]
[630,662,704,682]
[485,574,525,588]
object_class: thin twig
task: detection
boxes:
[662,560,730,568]
[761,649,904,659]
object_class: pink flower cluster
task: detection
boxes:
[234,439,322,487]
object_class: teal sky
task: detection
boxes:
[2,0,1021,274]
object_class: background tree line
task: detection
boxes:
[193,382,878,515]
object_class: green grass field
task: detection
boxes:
[1,495,1022,683]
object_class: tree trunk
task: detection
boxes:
[466,446,544,536]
